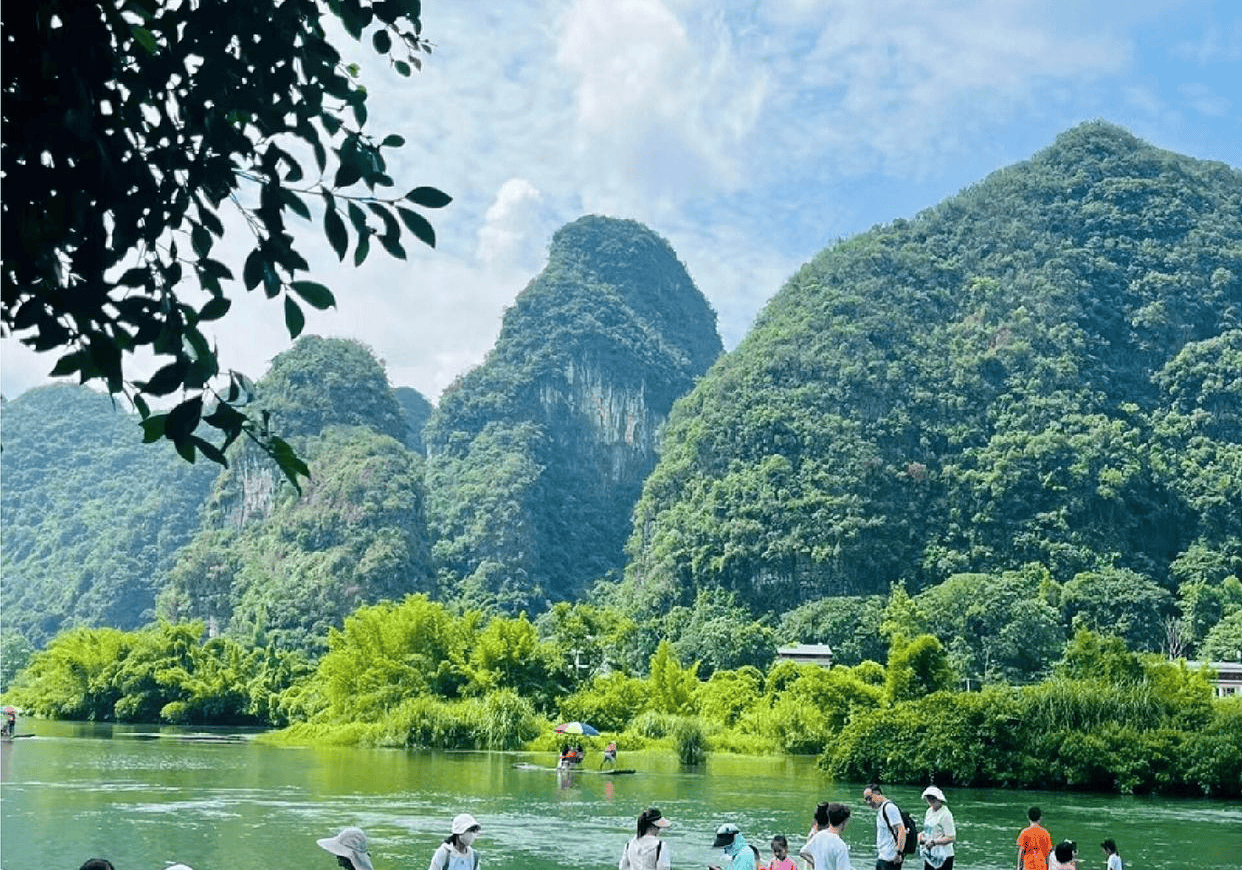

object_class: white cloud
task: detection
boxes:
[5,0,1238,408]
[477,178,550,268]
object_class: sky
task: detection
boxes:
[2,0,1240,405]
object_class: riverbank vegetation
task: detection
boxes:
[6,594,1239,796]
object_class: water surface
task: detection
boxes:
[1,721,1237,869]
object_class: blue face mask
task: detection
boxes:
[724,841,743,858]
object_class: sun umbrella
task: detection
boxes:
[554,722,599,736]
[3,706,16,715]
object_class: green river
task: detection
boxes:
[1,721,1237,869]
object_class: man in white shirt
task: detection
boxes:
[800,802,853,870]
[863,784,906,869]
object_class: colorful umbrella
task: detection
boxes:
[554,722,599,736]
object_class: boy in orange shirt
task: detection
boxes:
[1017,806,1053,870]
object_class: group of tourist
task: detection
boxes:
[73,790,1124,870]
[1018,805,1125,870]
[614,785,1124,870]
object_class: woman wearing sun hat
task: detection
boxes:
[619,807,672,870]
[916,786,956,870]
[429,813,483,870]
[318,826,374,870]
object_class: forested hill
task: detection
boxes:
[0,385,218,643]
[160,337,434,652]
[622,122,1242,618]
[425,215,723,611]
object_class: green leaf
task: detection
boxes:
[378,233,406,260]
[324,208,348,261]
[165,396,204,441]
[200,296,232,321]
[382,134,406,148]
[284,296,306,338]
[49,351,84,377]
[373,29,392,54]
[140,414,168,443]
[132,394,150,419]
[191,223,212,258]
[244,249,264,291]
[347,202,369,234]
[405,186,452,208]
[131,25,158,55]
[290,280,336,310]
[141,359,188,396]
[282,189,311,221]
[268,436,311,490]
[262,263,282,299]
[175,436,197,463]
[191,436,228,466]
[394,60,412,77]
[397,207,436,247]
[353,230,371,266]
[118,267,150,287]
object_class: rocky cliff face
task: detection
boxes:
[536,355,660,479]
[425,215,722,611]
[163,336,434,651]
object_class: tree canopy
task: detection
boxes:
[2,0,449,481]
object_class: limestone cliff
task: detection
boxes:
[425,215,722,611]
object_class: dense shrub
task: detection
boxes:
[672,717,709,765]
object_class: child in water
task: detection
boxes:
[767,835,797,870]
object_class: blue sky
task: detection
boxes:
[2,0,1240,403]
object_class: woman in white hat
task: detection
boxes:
[429,813,482,870]
[318,826,374,870]
[916,786,955,870]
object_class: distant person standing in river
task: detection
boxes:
[1017,806,1052,870]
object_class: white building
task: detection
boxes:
[776,643,834,668]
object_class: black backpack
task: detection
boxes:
[883,801,918,855]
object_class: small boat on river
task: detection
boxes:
[512,761,636,775]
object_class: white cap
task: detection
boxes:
[921,786,947,802]
[452,813,481,835]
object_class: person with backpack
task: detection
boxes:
[619,807,672,870]
[429,813,482,870]
[863,784,914,868]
